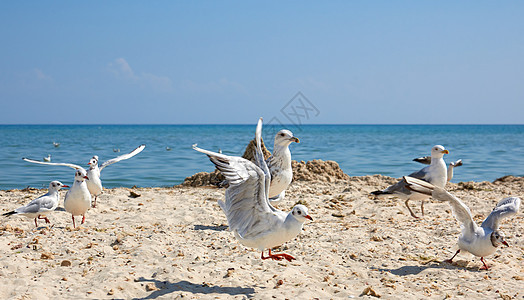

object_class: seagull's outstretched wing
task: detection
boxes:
[193,119,278,240]
[375,165,431,196]
[404,176,476,232]
[481,197,521,231]
[413,156,432,165]
[99,144,146,171]
[22,158,84,171]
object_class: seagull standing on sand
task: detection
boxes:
[2,181,68,227]
[193,118,312,262]
[413,156,463,182]
[371,145,449,218]
[23,144,146,208]
[266,130,300,202]
[64,169,91,228]
[404,176,521,270]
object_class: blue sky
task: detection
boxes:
[1,1,523,124]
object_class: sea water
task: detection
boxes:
[0,124,522,189]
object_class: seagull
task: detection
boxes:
[413,156,463,182]
[2,181,68,227]
[404,176,521,270]
[193,118,312,262]
[113,148,120,153]
[23,144,145,208]
[53,142,60,148]
[371,145,449,218]
[43,154,51,162]
[266,129,300,202]
[64,169,91,228]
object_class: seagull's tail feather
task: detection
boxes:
[2,211,16,217]
[371,190,391,196]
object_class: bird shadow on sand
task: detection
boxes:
[193,224,229,231]
[374,260,484,276]
[132,277,255,299]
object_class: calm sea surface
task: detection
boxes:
[0,125,523,190]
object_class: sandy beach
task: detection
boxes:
[0,171,523,299]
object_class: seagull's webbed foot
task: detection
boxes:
[261,249,296,262]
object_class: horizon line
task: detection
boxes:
[1,123,523,126]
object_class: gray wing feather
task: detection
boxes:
[22,158,84,171]
[15,194,56,214]
[404,176,476,232]
[481,197,521,230]
[381,167,429,195]
[413,156,431,165]
[100,144,146,171]
[193,137,278,239]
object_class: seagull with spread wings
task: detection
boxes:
[193,118,312,262]
[404,176,521,270]
[23,144,145,207]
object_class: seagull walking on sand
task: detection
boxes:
[2,181,68,227]
[64,169,91,228]
[413,156,463,182]
[404,176,521,270]
[265,129,300,202]
[371,145,449,218]
[23,144,146,208]
[193,118,312,262]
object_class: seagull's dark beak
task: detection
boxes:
[84,176,89,180]
[305,215,313,221]
[292,137,300,143]
[441,150,449,154]
[502,241,509,247]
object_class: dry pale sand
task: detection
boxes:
[0,176,523,299]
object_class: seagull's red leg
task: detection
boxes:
[34,218,38,227]
[81,214,86,224]
[72,215,76,228]
[445,249,460,263]
[38,215,50,224]
[480,257,490,270]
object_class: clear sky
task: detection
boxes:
[1,1,523,124]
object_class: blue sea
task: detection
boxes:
[0,125,523,190]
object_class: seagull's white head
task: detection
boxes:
[430,145,449,159]
[49,181,69,191]
[291,204,313,222]
[274,130,300,148]
[490,231,509,248]
[88,156,99,166]
[74,169,89,182]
